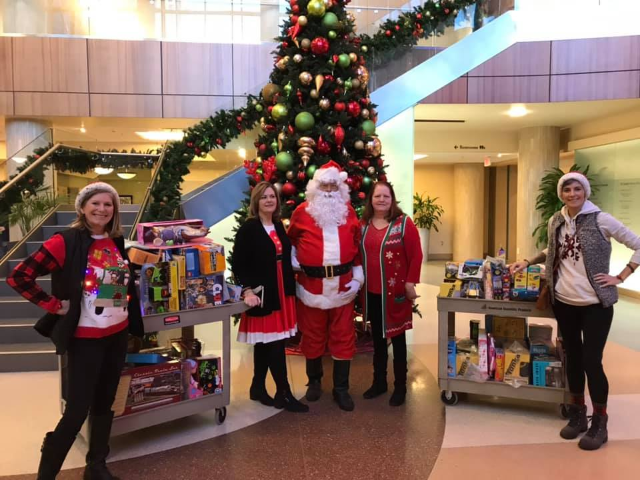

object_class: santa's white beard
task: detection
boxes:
[307,192,348,228]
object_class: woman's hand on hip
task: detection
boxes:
[405,283,419,301]
[593,273,622,287]
[243,291,261,307]
[56,300,70,315]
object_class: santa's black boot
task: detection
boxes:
[578,413,608,451]
[332,359,355,411]
[249,343,274,406]
[305,357,323,402]
[84,413,120,480]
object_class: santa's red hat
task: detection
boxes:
[313,160,348,184]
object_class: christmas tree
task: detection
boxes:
[245,0,384,222]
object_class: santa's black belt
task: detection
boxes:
[301,262,353,279]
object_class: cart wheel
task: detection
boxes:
[559,404,570,419]
[440,390,459,406]
[215,407,227,425]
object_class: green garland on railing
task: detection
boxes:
[145,0,477,222]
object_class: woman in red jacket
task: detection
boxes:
[360,182,423,406]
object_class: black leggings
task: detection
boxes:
[56,329,128,441]
[367,292,407,386]
[552,300,613,405]
[254,339,290,392]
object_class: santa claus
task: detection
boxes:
[288,161,363,411]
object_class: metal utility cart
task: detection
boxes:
[437,296,569,416]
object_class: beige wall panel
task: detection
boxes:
[420,77,468,104]
[453,164,484,261]
[232,43,278,97]
[90,94,162,117]
[0,92,13,115]
[550,71,640,102]
[14,92,89,116]
[551,36,640,74]
[469,42,551,77]
[414,164,454,256]
[0,37,12,91]
[88,40,161,94]
[162,43,233,95]
[13,37,88,92]
[468,76,550,104]
[163,95,233,118]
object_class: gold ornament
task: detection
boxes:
[298,146,314,166]
[346,12,355,23]
[336,77,344,85]
[299,71,313,85]
[367,166,376,175]
[255,157,262,165]
[365,137,382,156]
[297,136,316,148]
[323,0,332,8]
[356,65,370,84]
[310,89,319,99]
[262,83,281,103]
[276,56,290,70]
[361,108,370,119]
[301,38,311,49]
[349,52,357,63]
[298,15,308,27]
[351,79,361,89]
[294,54,303,64]
[319,98,331,110]
[354,140,364,150]
[286,170,295,180]
[278,131,286,151]
[315,74,324,91]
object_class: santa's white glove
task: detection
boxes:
[291,246,301,271]
[338,279,361,300]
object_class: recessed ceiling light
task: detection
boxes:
[117,172,137,180]
[135,130,184,141]
[13,157,27,164]
[413,154,429,161]
[506,104,530,118]
[238,148,247,159]
[80,126,86,133]
[94,167,114,175]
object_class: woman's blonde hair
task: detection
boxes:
[70,188,122,238]
[248,181,281,222]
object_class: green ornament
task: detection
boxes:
[328,30,337,40]
[276,151,294,171]
[284,82,292,96]
[327,60,335,67]
[295,112,315,131]
[255,104,263,112]
[272,103,289,121]
[297,192,306,200]
[307,0,326,17]
[362,119,376,135]
[306,164,318,178]
[345,78,352,90]
[338,53,351,68]
[271,141,278,152]
[257,168,263,175]
[361,45,368,53]
[321,12,339,30]
[362,176,373,190]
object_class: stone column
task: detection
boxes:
[516,126,560,260]
[453,163,484,261]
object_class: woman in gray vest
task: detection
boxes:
[512,172,640,451]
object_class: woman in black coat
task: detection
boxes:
[8,182,143,480]
[233,181,308,413]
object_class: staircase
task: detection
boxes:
[0,205,139,372]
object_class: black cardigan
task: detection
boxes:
[232,218,296,317]
[34,228,144,354]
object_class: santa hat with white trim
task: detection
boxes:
[312,160,348,184]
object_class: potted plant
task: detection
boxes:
[413,193,444,263]
[8,189,58,237]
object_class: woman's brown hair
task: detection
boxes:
[248,181,281,222]
[361,181,404,223]
[70,189,122,238]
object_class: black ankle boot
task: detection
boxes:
[560,404,588,439]
[84,413,119,480]
[332,360,354,411]
[389,353,407,406]
[250,344,274,406]
[389,387,406,407]
[274,390,310,413]
[249,381,275,407]
[578,413,608,451]
[305,357,323,402]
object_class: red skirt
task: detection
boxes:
[237,261,297,344]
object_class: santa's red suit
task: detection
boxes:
[287,183,363,361]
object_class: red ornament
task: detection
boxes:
[297,89,303,105]
[253,174,262,182]
[417,13,422,19]
[317,136,331,154]
[378,158,384,167]
[333,54,339,64]
[297,171,306,181]
[292,5,300,14]
[334,124,345,148]
[288,125,295,135]
[385,30,392,37]
[360,97,370,105]
[361,159,370,169]
[358,192,366,200]
[288,23,301,41]
[195,147,201,155]
[268,105,274,114]
[379,174,387,182]
[236,116,242,122]
[282,182,297,196]
[291,15,298,23]
[334,101,346,112]
[216,138,222,145]
[290,0,297,5]
[347,101,361,117]
[259,144,267,154]
[395,25,400,31]
[445,8,450,14]
[334,88,342,96]
[286,199,296,206]
[346,177,354,188]
[283,41,289,48]
[311,37,330,55]
[186,142,194,148]
[324,74,334,83]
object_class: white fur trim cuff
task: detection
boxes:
[351,265,364,286]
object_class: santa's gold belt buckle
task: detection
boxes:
[325,265,335,279]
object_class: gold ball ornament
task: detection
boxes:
[347,12,355,23]
[354,140,364,150]
[310,89,319,99]
[307,0,326,17]
[352,79,361,89]
[286,170,295,180]
[349,52,358,63]
[361,108,370,119]
[365,137,382,156]
[278,131,286,151]
[261,83,281,103]
[356,65,370,84]
[301,38,311,50]
[297,136,316,148]
[367,166,376,175]
[293,54,303,63]
[299,71,313,85]
[298,146,314,166]
[298,15,308,27]
[361,45,368,53]
[276,56,290,70]
[319,98,331,110]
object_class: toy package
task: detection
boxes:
[226,283,243,302]
[447,337,457,378]
[139,261,180,315]
[137,219,209,247]
[491,316,527,339]
[478,329,489,375]
[197,244,226,275]
[511,265,541,301]
[494,348,505,382]
[127,247,161,266]
[182,358,204,400]
[532,355,562,387]
[197,355,223,395]
[458,259,484,280]
[445,262,459,280]
[504,340,531,387]
[184,248,201,278]
[184,274,226,309]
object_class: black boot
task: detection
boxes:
[37,431,76,480]
[578,413,608,451]
[84,413,119,480]
[363,337,388,399]
[332,360,355,411]
[559,404,588,439]
[389,350,407,407]
[249,343,274,406]
[305,357,323,402]
[274,389,310,413]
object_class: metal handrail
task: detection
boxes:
[0,143,62,197]
[127,142,170,242]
